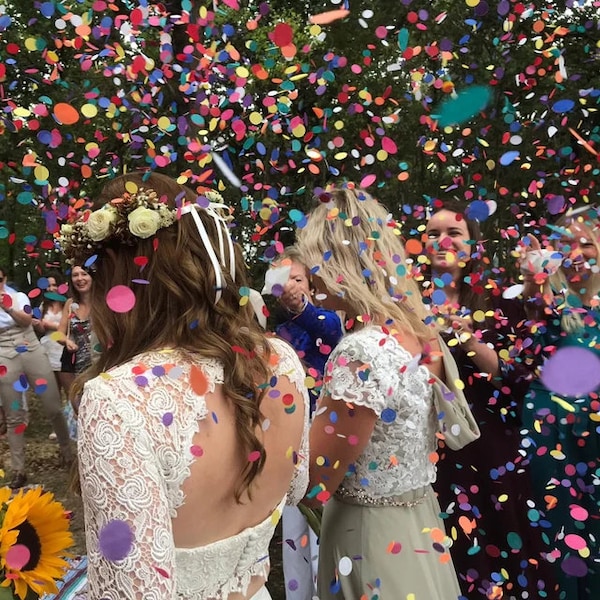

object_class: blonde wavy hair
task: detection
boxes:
[296,184,433,342]
[73,172,271,501]
[549,207,600,333]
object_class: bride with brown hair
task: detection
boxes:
[60,172,309,600]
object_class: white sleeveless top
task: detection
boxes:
[78,338,309,599]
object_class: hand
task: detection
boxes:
[518,234,562,277]
[280,284,308,314]
[447,315,477,346]
[65,339,79,352]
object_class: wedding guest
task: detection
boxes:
[57,266,92,414]
[422,200,556,599]
[33,274,67,440]
[0,267,72,489]
[298,184,462,599]
[269,246,343,600]
[521,206,600,599]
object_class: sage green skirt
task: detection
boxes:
[318,485,461,600]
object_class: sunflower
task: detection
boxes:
[0,488,73,600]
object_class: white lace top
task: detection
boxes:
[322,326,437,498]
[78,338,309,600]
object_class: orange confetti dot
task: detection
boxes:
[53,102,80,125]
[190,364,209,396]
[404,238,423,255]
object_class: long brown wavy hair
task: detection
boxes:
[73,172,271,500]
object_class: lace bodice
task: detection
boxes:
[323,326,438,498]
[78,338,309,600]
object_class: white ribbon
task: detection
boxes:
[179,201,236,303]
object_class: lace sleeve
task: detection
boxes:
[268,337,310,506]
[323,332,389,416]
[78,377,177,600]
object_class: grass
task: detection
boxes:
[0,393,287,599]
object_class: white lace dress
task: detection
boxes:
[316,327,461,599]
[77,338,309,600]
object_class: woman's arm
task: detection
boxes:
[58,299,78,350]
[291,303,343,349]
[304,396,377,508]
[1,294,32,328]
[78,381,177,599]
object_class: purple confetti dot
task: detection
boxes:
[152,365,166,377]
[561,555,587,577]
[98,520,134,562]
[540,347,600,397]
[162,412,173,426]
[134,375,148,387]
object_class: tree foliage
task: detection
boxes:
[0,0,598,289]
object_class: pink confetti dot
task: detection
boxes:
[5,544,31,570]
[248,450,261,462]
[570,505,589,521]
[106,285,136,313]
[564,534,587,551]
[191,445,204,457]
[347,435,359,446]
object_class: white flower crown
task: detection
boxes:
[59,187,225,265]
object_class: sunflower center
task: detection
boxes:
[16,520,41,571]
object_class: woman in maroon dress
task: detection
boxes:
[421,200,557,599]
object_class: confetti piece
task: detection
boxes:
[98,520,134,561]
[540,347,600,397]
[190,364,209,396]
[53,102,80,125]
[434,85,492,127]
[105,285,136,313]
[5,545,31,570]
[309,9,350,25]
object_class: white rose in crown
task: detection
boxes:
[128,206,161,238]
[60,224,73,236]
[86,207,118,241]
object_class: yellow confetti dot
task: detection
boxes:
[157,116,172,131]
[14,107,31,117]
[34,165,50,181]
[498,494,508,503]
[81,103,98,118]
[472,310,486,323]
[292,123,306,137]
[304,376,316,389]
[333,120,344,130]
[25,37,39,52]
[454,378,465,390]
[270,509,281,526]
[315,456,326,466]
